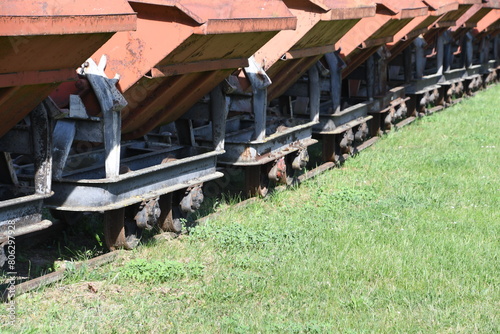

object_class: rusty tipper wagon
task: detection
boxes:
[43,0,297,249]
[0,0,136,264]
[193,0,377,196]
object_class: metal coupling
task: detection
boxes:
[420,92,429,107]
[394,102,406,120]
[339,129,354,154]
[385,112,393,128]
[134,199,161,230]
[268,157,287,183]
[354,123,369,143]
[292,149,309,170]
[180,184,204,214]
[429,88,439,103]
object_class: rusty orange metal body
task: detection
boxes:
[414,1,481,52]
[474,8,500,36]
[420,1,482,47]
[0,0,136,138]
[443,1,500,67]
[250,0,377,101]
[461,1,500,28]
[61,0,297,140]
[387,1,460,61]
[451,1,499,33]
[336,1,430,78]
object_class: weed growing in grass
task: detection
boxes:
[120,259,204,283]
[189,222,300,252]
[316,186,377,207]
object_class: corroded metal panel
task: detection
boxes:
[75,0,296,139]
[0,0,137,138]
[46,147,223,211]
[388,0,460,60]
[424,0,460,16]
[452,4,486,29]
[0,0,136,35]
[254,0,376,100]
[474,9,500,33]
[376,0,429,19]
[463,5,499,28]
[336,1,438,78]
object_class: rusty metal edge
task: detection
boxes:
[431,2,460,16]
[0,14,137,36]
[201,17,297,34]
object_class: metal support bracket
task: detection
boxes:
[210,83,229,152]
[442,30,453,73]
[376,46,391,96]
[82,55,127,179]
[479,36,491,65]
[463,32,473,69]
[403,47,412,82]
[308,64,320,123]
[436,33,444,75]
[31,101,52,195]
[494,35,499,61]
[324,51,345,114]
[414,36,427,79]
[366,54,375,101]
[244,56,272,142]
[52,119,76,180]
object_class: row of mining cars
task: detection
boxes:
[1,0,499,259]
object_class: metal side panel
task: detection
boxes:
[405,73,445,93]
[0,193,52,239]
[47,151,222,211]
[315,101,374,133]
[315,86,406,132]
[220,121,317,166]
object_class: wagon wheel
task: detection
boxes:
[104,208,141,250]
[157,193,182,233]
[246,165,270,197]
[258,168,270,197]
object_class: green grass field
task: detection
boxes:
[2,84,499,333]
